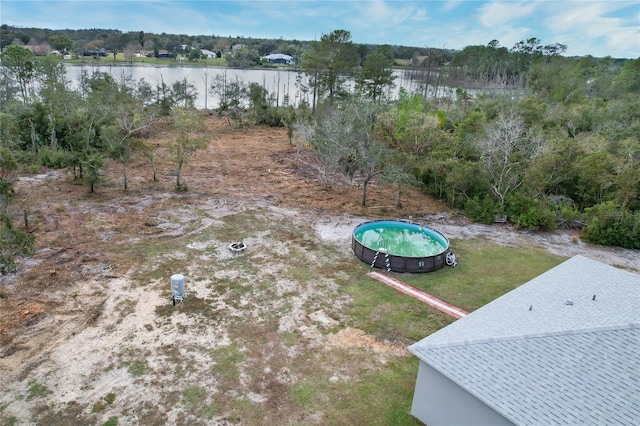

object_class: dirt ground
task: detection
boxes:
[1,116,638,425]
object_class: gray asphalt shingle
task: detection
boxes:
[409,256,640,425]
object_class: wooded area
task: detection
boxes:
[1,27,639,273]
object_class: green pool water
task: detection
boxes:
[353,220,448,257]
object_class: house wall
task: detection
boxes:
[411,361,515,426]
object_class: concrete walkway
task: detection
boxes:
[367,270,469,319]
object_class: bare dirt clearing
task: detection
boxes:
[1,117,638,425]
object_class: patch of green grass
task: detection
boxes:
[399,238,566,311]
[283,263,317,282]
[155,295,217,319]
[343,272,455,344]
[26,380,52,401]
[279,331,299,347]
[182,386,207,409]
[120,360,147,378]
[92,392,117,413]
[181,386,219,419]
[210,343,244,381]
[231,397,252,413]
[323,355,421,426]
[215,210,269,241]
[201,403,219,420]
[290,379,323,410]
[2,416,17,426]
[62,54,229,68]
[102,416,118,426]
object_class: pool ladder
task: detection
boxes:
[370,236,391,273]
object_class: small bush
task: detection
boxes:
[556,205,586,229]
[92,401,106,413]
[581,202,640,249]
[38,147,72,169]
[464,195,499,224]
[25,164,40,174]
[256,107,287,127]
[506,193,556,231]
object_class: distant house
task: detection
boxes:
[200,49,217,59]
[408,255,640,426]
[263,53,294,65]
[147,50,176,59]
[82,48,107,57]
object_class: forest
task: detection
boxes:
[1,26,639,274]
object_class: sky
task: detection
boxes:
[1,0,639,59]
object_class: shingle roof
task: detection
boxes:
[409,255,640,425]
[263,53,293,61]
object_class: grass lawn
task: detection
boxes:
[315,236,566,425]
[398,238,567,312]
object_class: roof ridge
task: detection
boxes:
[409,322,640,351]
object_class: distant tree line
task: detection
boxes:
[0,24,437,66]
[1,28,639,273]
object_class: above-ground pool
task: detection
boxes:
[352,220,451,273]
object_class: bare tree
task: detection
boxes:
[349,100,389,206]
[170,107,210,190]
[202,68,209,110]
[476,110,545,208]
[295,111,350,189]
[210,72,248,127]
[105,102,153,190]
[297,98,389,205]
[381,156,420,208]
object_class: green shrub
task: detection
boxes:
[464,194,499,224]
[38,147,72,168]
[582,202,640,249]
[1,214,36,274]
[556,205,586,229]
[255,106,287,127]
[0,146,18,170]
[506,193,556,231]
[25,164,40,174]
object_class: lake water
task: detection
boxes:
[63,63,448,109]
